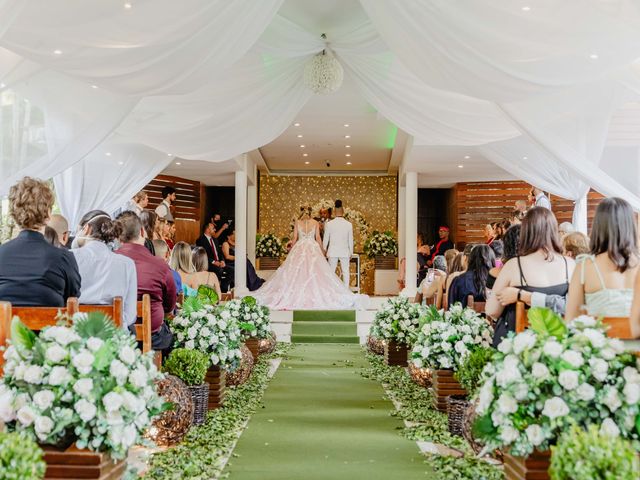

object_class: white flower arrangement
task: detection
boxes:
[303,50,344,95]
[473,309,640,457]
[0,313,165,460]
[170,301,242,371]
[364,230,398,258]
[256,233,285,258]
[410,303,493,371]
[369,296,425,345]
[222,297,271,340]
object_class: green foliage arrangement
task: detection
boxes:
[164,349,209,386]
[454,347,496,396]
[364,230,398,258]
[550,424,640,480]
[0,431,46,480]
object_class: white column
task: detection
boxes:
[401,171,418,297]
[247,183,257,264]
[571,192,589,234]
[234,170,248,297]
[397,185,406,259]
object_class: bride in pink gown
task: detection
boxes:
[253,206,368,310]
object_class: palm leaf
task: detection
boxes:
[241,296,256,307]
[197,285,219,305]
[10,316,36,352]
[73,312,118,340]
[181,296,204,316]
[527,307,567,339]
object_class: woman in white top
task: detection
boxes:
[415,255,447,307]
[567,198,638,323]
[72,210,138,327]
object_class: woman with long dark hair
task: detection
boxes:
[448,244,495,308]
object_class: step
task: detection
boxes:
[293,310,355,322]
[291,321,357,337]
[290,335,360,344]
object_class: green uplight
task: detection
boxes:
[385,125,398,149]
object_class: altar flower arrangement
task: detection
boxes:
[410,303,493,370]
[370,296,424,345]
[256,233,285,258]
[364,230,398,258]
[473,308,640,457]
[0,313,166,460]
[222,296,271,340]
[169,297,242,371]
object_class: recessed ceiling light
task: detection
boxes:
[53,49,63,55]
[124,1,132,8]
[464,155,470,159]
[521,6,531,11]
[167,153,173,156]
[345,153,351,157]
[523,156,528,160]
[91,85,98,89]
[303,153,308,157]
[175,162,181,165]
[346,161,352,165]
[297,134,303,138]
[300,144,305,148]
[589,53,599,60]
[345,135,351,139]
[345,145,351,148]
[118,161,124,165]
[458,165,464,168]
[105,152,112,156]
[304,161,310,165]
[294,122,300,127]
[0,83,5,88]
[344,124,350,127]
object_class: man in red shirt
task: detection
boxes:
[426,226,454,267]
[116,211,176,356]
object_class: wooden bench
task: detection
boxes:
[135,294,152,354]
[467,295,486,315]
[515,301,528,333]
[0,298,79,372]
[77,297,123,327]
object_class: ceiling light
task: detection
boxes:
[346,161,352,165]
[521,6,531,11]
[464,155,470,159]
[297,134,303,138]
[345,145,351,148]
[303,153,308,157]
[167,153,173,156]
[589,53,599,60]
[124,1,132,8]
[118,161,124,165]
[0,83,5,88]
[294,122,300,127]
[175,162,181,165]
[105,152,112,156]
[345,153,351,157]
[345,135,351,139]
[344,124,350,127]
[523,156,528,160]
[300,144,305,148]
[91,85,98,89]
[304,161,310,165]
[53,49,63,55]
[457,165,464,168]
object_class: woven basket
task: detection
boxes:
[447,395,469,437]
[366,335,385,355]
[188,383,209,426]
[462,399,484,454]
[408,362,432,388]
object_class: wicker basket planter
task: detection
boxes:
[462,399,484,455]
[375,255,396,270]
[245,337,260,360]
[384,340,409,367]
[258,257,280,270]
[433,369,467,412]
[447,395,469,436]
[42,445,125,479]
[187,383,209,425]
[366,335,386,355]
[204,365,226,410]
[408,362,432,388]
[503,450,551,480]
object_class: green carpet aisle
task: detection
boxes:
[224,344,429,479]
[291,310,359,343]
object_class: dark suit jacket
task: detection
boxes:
[0,230,81,306]
[196,234,223,272]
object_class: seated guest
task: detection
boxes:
[222,228,264,291]
[44,226,62,247]
[153,239,182,297]
[116,211,176,355]
[416,255,447,308]
[139,209,157,256]
[562,232,589,258]
[448,244,495,308]
[515,199,528,217]
[72,210,137,328]
[568,198,638,323]
[165,221,176,250]
[511,209,524,225]
[487,225,520,290]
[558,221,575,238]
[170,242,221,298]
[196,222,233,292]
[443,248,459,274]
[47,214,70,247]
[487,207,574,346]
[444,252,466,310]
[484,223,495,245]
[0,177,81,306]
[398,233,429,289]
[427,226,454,267]
[489,240,504,268]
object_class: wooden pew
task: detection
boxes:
[0,298,79,371]
[601,317,634,339]
[515,301,528,333]
[135,294,152,354]
[467,295,486,315]
[77,297,123,327]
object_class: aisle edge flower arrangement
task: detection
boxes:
[370,296,424,345]
[364,230,398,258]
[222,296,271,340]
[0,312,167,460]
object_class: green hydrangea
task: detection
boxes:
[0,431,46,480]
[164,348,209,386]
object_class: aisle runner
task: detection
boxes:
[224,344,429,479]
[291,310,358,343]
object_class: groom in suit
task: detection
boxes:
[196,222,233,292]
[323,205,353,288]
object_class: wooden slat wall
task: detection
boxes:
[454,182,605,246]
[145,174,201,222]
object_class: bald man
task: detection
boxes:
[47,214,70,248]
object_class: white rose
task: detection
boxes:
[72,350,95,375]
[17,406,36,426]
[23,365,43,384]
[438,356,452,369]
[600,348,616,360]
[48,366,72,386]
[500,426,519,444]
[122,424,138,449]
[129,367,148,388]
[590,358,609,382]
[604,389,622,412]
[542,397,569,419]
[514,383,529,401]
[106,410,124,426]
[513,331,537,354]
[572,315,597,328]
[582,328,606,348]
[622,367,640,384]
[33,390,55,411]
[73,378,93,398]
[454,341,468,354]
[576,383,596,401]
[600,417,621,438]
[543,340,563,358]
[103,392,124,412]
[531,363,550,380]
[86,337,104,352]
[185,340,195,350]
[0,389,16,422]
[496,355,522,387]
[440,342,452,352]
[220,310,231,320]
[122,391,144,412]
[45,344,68,363]
[477,381,494,414]
[558,370,580,391]
[119,346,136,365]
[35,416,54,439]
[110,360,129,385]
[609,339,625,353]
[561,350,584,368]
[75,399,97,422]
[497,393,518,414]
[623,383,640,404]
[525,424,545,446]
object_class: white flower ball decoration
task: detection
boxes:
[303,51,344,95]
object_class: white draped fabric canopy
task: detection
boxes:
[1,0,640,228]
